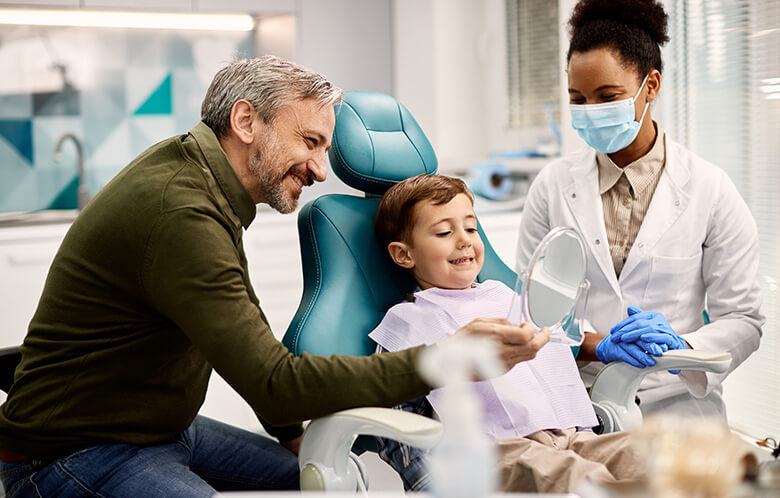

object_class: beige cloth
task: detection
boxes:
[597,124,666,276]
[498,428,645,493]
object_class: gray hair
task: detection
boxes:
[201,55,343,137]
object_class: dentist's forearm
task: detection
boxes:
[578,332,606,361]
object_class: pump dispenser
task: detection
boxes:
[418,335,505,498]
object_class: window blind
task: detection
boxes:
[663,0,779,439]
[505,0,560,129]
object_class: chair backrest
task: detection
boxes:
[282,92,515,357]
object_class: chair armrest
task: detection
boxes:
[0,346,21,394]
[299,407,442,491]
[590,350,732,433]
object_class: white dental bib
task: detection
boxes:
[369,280,597,441]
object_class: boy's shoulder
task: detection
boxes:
[370,298,452,351]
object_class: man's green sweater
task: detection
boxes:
[0,122,429,459]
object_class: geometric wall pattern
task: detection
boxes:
[0,27,254,212]
[135,74,173,115]
[0,120,33,164]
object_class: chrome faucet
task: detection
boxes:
[54,133,90,210]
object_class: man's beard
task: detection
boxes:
[248,133,298,214]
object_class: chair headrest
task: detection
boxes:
[328,91,438,195]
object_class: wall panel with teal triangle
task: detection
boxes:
[0,27,253,213]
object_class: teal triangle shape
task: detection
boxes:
[0,119,33,164]
[47,175,79,210]
[134,74,172,115]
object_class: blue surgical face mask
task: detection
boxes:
[569,74,650,154]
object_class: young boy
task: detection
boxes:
[370,174,645,493]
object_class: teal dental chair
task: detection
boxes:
[282,94,515,358]
[282,91,732,492]
[282,91,491,491]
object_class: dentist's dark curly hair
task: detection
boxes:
[567,0,669,79]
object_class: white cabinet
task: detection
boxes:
[0,224,69,348]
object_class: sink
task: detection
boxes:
[0,210,79,228]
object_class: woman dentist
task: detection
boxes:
[516,0,764,419]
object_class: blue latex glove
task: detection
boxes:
[611,306,688,373]
[632,338,668,356]
[613,306,668,355]
[595,333,656,368]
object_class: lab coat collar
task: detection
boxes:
[657,134,691,190]
[597,125,666,197]
[564,147,622,297]
[189,122,257,229]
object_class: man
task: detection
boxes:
[0,56,547,497]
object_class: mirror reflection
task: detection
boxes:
[528,230,585,328]
[509,226,589,345]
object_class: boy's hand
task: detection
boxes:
[454,318,549,371]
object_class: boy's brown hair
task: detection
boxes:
[375,174,473,248]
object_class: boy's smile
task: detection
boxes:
[391,193,485,290]
[449,256,476,266]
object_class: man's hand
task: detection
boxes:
[454,317,550,371]
[280,435,303,455]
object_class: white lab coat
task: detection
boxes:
[516,135,764,420]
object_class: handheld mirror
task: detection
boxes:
[507,226,590,346]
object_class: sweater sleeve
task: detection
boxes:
[258,417,304,442]
[142,208,431,426]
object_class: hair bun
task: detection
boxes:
[569,0,669,46]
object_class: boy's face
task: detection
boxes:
[388,193,484,290]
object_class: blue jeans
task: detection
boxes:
[0,416,299,497]
[375,396,432,492]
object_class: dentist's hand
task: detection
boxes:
[611,306,687,349]
[455,318,549,371]
[611,306,688,373]
[595,333,657,368]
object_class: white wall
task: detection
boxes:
[392,0,435,145]
[558,0,584,156]
[292,0,395,203]
[296,0,393,94]
[393,0,584,169]
[393,0,490,173]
